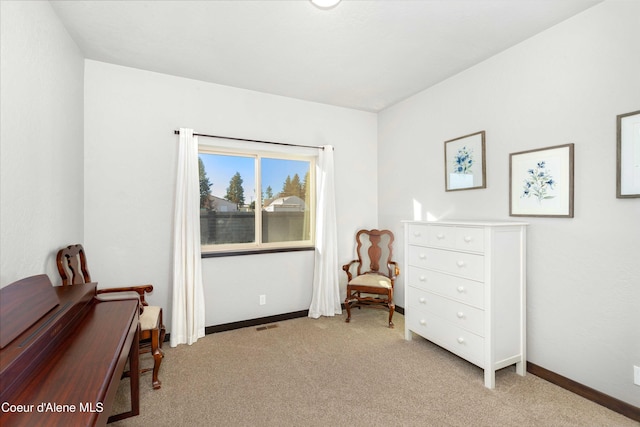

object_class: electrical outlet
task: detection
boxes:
[259,294,266,305]
[634,365,640,386]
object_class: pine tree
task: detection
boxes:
[281,174,303,197]
[290,174,302,197]
[225,172,245,206]
[199,157,212,209]
[301,171,309,201]
[281,175,292,197]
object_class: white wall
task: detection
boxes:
[0,1,84,286]
[84,60,378,329]
[378,0,639,407]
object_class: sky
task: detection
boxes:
[200,153,310,203]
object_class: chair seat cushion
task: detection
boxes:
[140,305,161,331]
[349,274,392,289]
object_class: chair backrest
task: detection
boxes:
[56,244,91,286]
[354,229,395,278]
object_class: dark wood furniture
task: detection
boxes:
[56,244,165,389]
[0,274,140,426]
[343,229,399,328]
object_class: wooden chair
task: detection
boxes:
[56,244,165,389]
[343,229,399,328]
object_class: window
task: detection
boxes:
[198,146,315,254]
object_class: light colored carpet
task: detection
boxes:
[111,310,636,426]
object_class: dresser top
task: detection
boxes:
[403,219,529,227]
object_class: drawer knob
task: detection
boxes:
[463,236,472,243]
[436,233,445,239]
[457,286,466,293]
[457,337,465,344]
[413,231,422,237]
[456,260,465,267]
[419,319,427,326]
[419,275,426,282]
[456,312,465,319]
[419,297,426,304]
[419,253,426,260]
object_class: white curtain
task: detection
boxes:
[309,145,342,318]
[171,128,206,347]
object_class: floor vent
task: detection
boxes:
[256,324,279,331]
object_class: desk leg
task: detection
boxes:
[108,323,140,423]
[130,324,140,417]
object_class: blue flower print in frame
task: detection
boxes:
[510,144,574,218]
[444,131,486,191]
[521,160,556,202]
[453,146,474,174]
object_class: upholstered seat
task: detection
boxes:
[56,244,166,389]
[348,274,392,288]
[139,305,162,331]
[343,229,399,328]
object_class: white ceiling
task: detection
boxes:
[50,0,602,112]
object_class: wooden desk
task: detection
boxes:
[1,298,139,426]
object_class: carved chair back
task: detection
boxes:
[354,229,395,279]
[56,244,92,286]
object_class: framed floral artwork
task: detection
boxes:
[444,131,486,191]
[616,110,640,198]
[509,143,574,218]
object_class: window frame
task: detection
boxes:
[198,144,316,255]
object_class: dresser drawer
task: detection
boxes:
[455,227,484,253]
[407,286,485,336]
[407,266,484,308]
[407,311,484,368]
[409,224,485,253]
[407,223,429,246]
[408,246,484,281]
[426,225,456,249]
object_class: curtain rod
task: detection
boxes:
[173,130,325,150]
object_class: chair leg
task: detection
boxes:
[344,294,352,323]
[388,301,395,328]
[158,310,166,348]
[150,328,164,390]
[159,324,166,348]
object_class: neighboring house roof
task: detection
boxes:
[208,195,238,212]
[263,195,306,212]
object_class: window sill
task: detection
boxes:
[201,246,315,258]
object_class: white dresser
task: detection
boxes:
[403,220,527,389]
